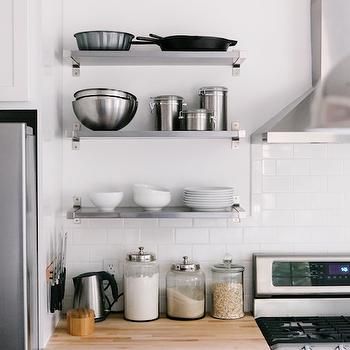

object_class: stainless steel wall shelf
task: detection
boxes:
[69,123,246,150]
[70,49,246,76]
[67,205,246,223]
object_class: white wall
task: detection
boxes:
[37,0,64,347]
[61,0,312,314]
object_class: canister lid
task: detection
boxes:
[211,255,244,272]
[199,86,228,94]
[151,95,184,101]
[181,109,213,116]
[171,256,200,271]
[127,246,156,262]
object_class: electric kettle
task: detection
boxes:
[72,271,120,321]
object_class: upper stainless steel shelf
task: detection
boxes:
[68,123,246,150]
[69,49,246,76]
[67,205,246,223]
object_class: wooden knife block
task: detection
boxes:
[67,308,95,336]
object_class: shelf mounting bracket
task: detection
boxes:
[72,123,81,150]
[71,56,80,77]
[231,121,240,149]
[72,196,81,224]
[232,55,241,77]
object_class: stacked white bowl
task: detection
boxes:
[184,187,234,212]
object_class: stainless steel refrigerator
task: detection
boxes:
[0,118,39,349]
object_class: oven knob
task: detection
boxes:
[300,346,313,350]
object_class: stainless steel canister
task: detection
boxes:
[179,109,215,131]
[150,95,185,131]
[199,86,228,131]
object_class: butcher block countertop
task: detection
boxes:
[46,313,269,350]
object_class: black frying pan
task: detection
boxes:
[134,33,237,51]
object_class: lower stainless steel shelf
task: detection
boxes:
[67,206,246,222]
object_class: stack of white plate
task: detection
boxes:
[184,187,234,212]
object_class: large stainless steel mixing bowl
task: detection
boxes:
[72,89,138,131]
[74,31,135,50]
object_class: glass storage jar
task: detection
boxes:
[166,256,205,320]
[211,256,244,319]
[124,247,159,321]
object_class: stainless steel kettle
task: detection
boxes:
[72,271,119,321]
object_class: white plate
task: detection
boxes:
[184,186,234,192]
[184,196,233,200]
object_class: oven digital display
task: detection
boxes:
[328,263,350,275]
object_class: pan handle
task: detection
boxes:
[135,36,160,43]
[228,40,238,47]
[131,40,158,45]
[149,33,164,40]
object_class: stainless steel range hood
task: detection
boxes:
[252,0,350,144]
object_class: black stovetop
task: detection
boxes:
[256,316,350,346]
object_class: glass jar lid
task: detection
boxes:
[127,246,156,262]
[171,256,200,271]
[211,255,244,272]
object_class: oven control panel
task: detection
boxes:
[272,261,350,286]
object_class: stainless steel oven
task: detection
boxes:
[254,254,350,350]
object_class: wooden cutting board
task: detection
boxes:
[46,313,269,350]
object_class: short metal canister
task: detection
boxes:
[178,109,215,131]
[199,86,228,131]
[149,95,185,131]
[210,256,244,320]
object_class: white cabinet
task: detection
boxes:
[0,0,28,101]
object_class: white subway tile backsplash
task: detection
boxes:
[293,176,327,192]
[192,245,226,261]
[140,228,175,244]
[263,176,293,193]
[275,193,311,209]
[158,218,193,227]
[294,210,328,226]
[293,144,327,159]
[193,218,227,228]
[262,210,294,226]
[107,229,140,244]
[276,160,309,175]
[310,159,343,175]
[157,245,192,261]
[71,229,107,245]
[88,218,124,228]
[63,141,350,314]
[175,228,209,244]
[124,218,158,228]
[262,160,276,175]
[262,144,293,159]
[327,144,350,158]
[209,228,243,243]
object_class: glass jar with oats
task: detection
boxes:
[210,256,244,319]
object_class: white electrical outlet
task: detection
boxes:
[103,259,119,277]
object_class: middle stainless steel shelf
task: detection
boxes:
[67,206,246,222]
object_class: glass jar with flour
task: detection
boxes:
[124,247,159,321]
[166,256,205,320]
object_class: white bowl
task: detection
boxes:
[133,184,171,211]
[89,192,124,211]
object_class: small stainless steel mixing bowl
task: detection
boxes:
[72,89,138,131]
[74,31,135,50]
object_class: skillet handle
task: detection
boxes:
[149,33,164,39]
[135,36,159,43]
[131,40,157,45]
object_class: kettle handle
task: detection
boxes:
[98,271,119,308]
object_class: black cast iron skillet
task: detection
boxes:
[134,33,237,51]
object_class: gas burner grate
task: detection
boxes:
[256,316,350,346]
